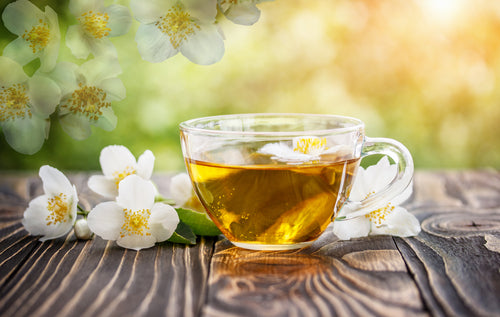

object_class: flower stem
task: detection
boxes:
[77,204,89,217]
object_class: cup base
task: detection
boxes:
[231,241,314,251]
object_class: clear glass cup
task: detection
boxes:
[180,114,413,250]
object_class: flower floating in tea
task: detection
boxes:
[332,157,421,240]
[22,165,79,241]
[258,136,348,164]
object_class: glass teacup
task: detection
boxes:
[180,114,413,250]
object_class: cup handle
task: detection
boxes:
[338,137,414,220]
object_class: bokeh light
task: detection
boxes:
[1,0,499,171]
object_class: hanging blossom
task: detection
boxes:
[2,0,60,72]
[87,175,180,250]
[88,145,155,199]
[332,156,420,240]
[44,56,125,140]
[22,165,79,241]
[130,0,225,65]
[258,136,348,164]
[66,0,132,59]
[169,173,205,212]
[0,56,61,154]
[218,0,273,26]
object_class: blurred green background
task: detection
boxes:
[1,0,499,171]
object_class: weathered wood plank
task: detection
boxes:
[203,233,428,317]
[0,170,499,317]
[0,172,217,317]
[395,171,500,317]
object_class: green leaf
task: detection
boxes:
[175,208,221,236]
[154,195,176,205]
[167,220,197,245]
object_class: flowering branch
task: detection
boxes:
[0,0,273,154]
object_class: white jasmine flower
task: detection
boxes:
[45,57,125,140]
[66,0,132,59]
[0,56,61,154]
[22,165,79,241]
[130,0,225,65]
[332,157,420,240]
[87,175,180,250]
[74,218,93,240]
[218,0,272,26]
[169,173,204,212]
[2,0,60,72]
[88,145,155,199]
[258,136,345,163]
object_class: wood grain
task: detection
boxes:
[0,170,499,317]
[396,170,500,317]
[0,173,216,317]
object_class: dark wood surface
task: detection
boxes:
[0,170,499,317]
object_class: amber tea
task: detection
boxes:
[180,114,414,250]
[186,156,360,249]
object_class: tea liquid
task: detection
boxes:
[186,157,360,247]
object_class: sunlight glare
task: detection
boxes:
[419,0,467,25]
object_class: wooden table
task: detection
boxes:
[1,170,499,317]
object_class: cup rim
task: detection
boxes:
[179,113,365,136]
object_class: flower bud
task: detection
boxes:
[74,218,93,240]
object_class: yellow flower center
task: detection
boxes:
[0,84,31,121]
[78,11,111,39]
[46,193,71,225]
[112,166,136,189]
[155,3,200,49]
[22,19,50,53]
[62,83,110,121]
[294,137,327,154]
[120,208,151,238]
[365,203,395,226]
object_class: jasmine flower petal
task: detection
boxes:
[137,150,155,180]
[66,25,91,59]
[2,37,36,66]
[224,2,261,26]
[87,201,124,240]
[130,0,172,24]
[99,145,137,178]
[2,0,40,35]
[116,175,155,212]
[105,4,132,37]
[1,115,48,155]
[149,203,179,242]
[135,23,177,63]
[94,107,117,131]
[180,24,225,65]
[87,175,116,198]
[0,56,29,86]
[28,74,61,117]
[59,113,92,140]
